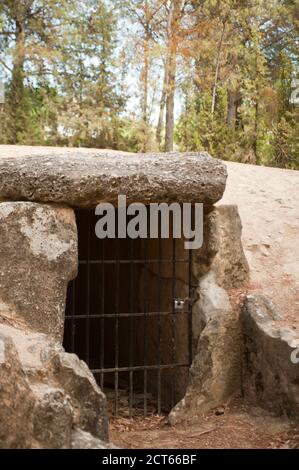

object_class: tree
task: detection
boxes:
[0,1,70,143]
[164,0,186,151]
[0,0,125,147]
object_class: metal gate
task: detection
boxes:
[64,209,194,417]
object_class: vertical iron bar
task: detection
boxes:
[171,236,176,409]
[114,237,120,416]
[188,247,193,365]
[157,235,162,415]
[143,214,148,416]
[71,281,76,353]
[129,237,134,418]
[86,211,91,366]
[100,238,105,391]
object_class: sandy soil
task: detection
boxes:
[221,161,299,328]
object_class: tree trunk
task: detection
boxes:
[142,36,149,125]
[253,99,259,163]
[226,89,240,129]
[156,60,168,147]
[211,21,226,115]
[140,0,150,152]
[164,0,183,152]
[10,19,26,143]
[165,52,176,152]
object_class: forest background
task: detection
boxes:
[0,0,298,169]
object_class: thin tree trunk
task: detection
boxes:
[253,99,259,163]
[140,0,150,152]
[165,0,183,152]
[226,89,239,129]
[10,19,26,143]
[165,52,176,152]
[156,60,168,146]
[211,21,226,115]
[142,37,149,125]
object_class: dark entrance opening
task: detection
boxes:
[64,209,194,417]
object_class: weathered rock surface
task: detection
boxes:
[0,323,108,449]
[169,205,249,424]
[242,294,299,420]
[0,331,36,448]
[193,205,250,289]
[0,150,227,207]
[169,272,242,424]
[0,202,78,341]
[71,429,117,449]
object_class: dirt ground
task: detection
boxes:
[1,145,298,449]
[109,397,299,449]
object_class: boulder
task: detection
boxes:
[71,429,117,449]
[169,205,249,424]
[0,202,78,341]
[0,331,36,449]
[0,323,108,448]
[169,272,241,424]
[242,294,299,419]
[0,150,227,207]
[193,205,249,289]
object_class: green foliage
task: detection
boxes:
[270,112,299,169]
[176,0,299,169]
[0,0,297,170]
[117,118,159,152]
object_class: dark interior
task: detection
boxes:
[64,209,193,416]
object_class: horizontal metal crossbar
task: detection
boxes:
[78,258,190,264]
[65,310,191,319]
[92,363,190,374]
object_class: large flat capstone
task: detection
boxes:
[0,149,227,207]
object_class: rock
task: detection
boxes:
[0,330,36,449]
[52,352,108,441]
[194,205,250,289]
[169,205,248,424]
[242,294,299,419]
[0,202,78,341]
[192,271,231,340]
[169,272,241,424]
[0,323,109,448]
[32,385,73,449]
[71,429,117,449]
[0,150,227,207]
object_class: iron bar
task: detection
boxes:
[66,311,189,319]
[157,236,162,415]
[78,258,189,264]
[114,238,120,416]
[129,237,134,418]
[71,279,76,353]
[188,248,193,365]
[171,236,176,409]
[92,363,190,374]
[143,235,148,416]
[85,211,91,365]
[100,233,105,390]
